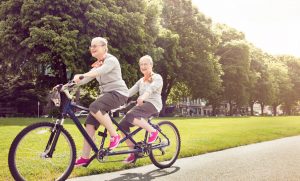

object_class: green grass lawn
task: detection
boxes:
[1,116,300,180]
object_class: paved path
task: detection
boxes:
[68,136,300,181]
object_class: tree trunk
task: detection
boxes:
[160,95,167,117]
[249,101,254,116]
[160,78,174,117]
[60,62,68,83]
[54,59,67,84]
[212,104,217,116]
[260,102,264,115]
[273,104,277,116]
[229,100,233,116]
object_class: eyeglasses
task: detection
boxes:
[89,44,105,49]
[139,62,151,66]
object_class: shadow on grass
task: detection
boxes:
[106,166,180,181]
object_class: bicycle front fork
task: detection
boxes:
[42,121,63,158]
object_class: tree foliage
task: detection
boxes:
[1,0,300,116]
[156,0,222,114]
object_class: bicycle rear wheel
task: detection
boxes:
[8,122,76,181]
[149,121,181,168]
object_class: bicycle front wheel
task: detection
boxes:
[8,122,76,181]
[149,121,181,168]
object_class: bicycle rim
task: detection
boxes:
[9,122,75,181]
[149,121,181,168]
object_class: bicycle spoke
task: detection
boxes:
[9,122,76,181]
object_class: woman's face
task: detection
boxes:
[139,58,152,75]
[90,40,106,59]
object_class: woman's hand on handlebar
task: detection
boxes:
[136,98,144,106]
[73,74,84,83]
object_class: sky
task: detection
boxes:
[192,0,300,57]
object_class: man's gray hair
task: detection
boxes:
[140,55,153,66]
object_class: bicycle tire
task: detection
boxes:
[149,121,181,168]
[8,122,76,181]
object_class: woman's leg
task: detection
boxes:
[120,132,134,149]
[119,116,134,149]
[131,118,156,132]
[89,92,127,137]
[90,111,118,136]
[81,124,96,158]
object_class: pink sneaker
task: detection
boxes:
[75,157,89,167]
[148,130,159,144]
[109,134,120,149]
[123,153,135,164]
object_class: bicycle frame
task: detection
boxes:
[9,84,180,181]
[50,93,170,166]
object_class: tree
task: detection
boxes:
[0,0,163,115]
[268,57,293,116]
[255,60,273,115]
[211,24,250,115]
[217,40,250,115]
[276,55,300,115]
[247,45,267,115]
[157,0,222,115]
[167,82,191,105]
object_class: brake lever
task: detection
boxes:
[68,81,77,88]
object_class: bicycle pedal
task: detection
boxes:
[97,131,107,137]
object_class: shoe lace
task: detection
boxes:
[110,136,115,142]
[110,135,119,142]
[150,131,156,137]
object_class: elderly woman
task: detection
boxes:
[119,55,163,163]
[73,37,129,166]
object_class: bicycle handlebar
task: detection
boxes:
[52,81,78,100]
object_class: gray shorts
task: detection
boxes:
[119,102,158,133]
[85,91,128,129]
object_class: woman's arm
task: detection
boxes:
[73,57,117,84]
[138,74,163,103]
[128,79,140,97]
[86,57,117,78]
[73,74,94,86]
